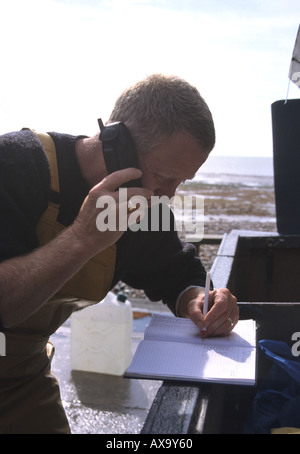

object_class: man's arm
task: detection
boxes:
[0,168,153,328]
[0,226,93,328]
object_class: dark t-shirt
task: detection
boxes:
[0,129,207,320]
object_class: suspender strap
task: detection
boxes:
[35,132,60,193]
[31,129,117,302]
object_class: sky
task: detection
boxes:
[0,0,299,157]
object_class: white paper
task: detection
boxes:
[126,314,256,385]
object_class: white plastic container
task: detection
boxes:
[70,291,132,375]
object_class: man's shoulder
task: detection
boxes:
[0,129,50,193]
[0,129,43,160]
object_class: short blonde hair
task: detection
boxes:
[108,74,215,155]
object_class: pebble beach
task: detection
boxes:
[186,179,277,270]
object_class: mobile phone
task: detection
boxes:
[98,119,142,188]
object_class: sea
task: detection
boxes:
[177,155,276,236]
[191,155,274,188]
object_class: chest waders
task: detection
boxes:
[0,131,116,434]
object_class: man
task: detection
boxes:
[0,74,238,433]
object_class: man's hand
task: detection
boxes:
[70,168,153,255]
[178,287,239,337]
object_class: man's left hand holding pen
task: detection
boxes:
[177,285,239,337]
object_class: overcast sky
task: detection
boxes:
[0,0,299,156]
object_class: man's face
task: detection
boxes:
[138,131,208,198]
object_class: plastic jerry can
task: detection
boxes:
[70,291,133,375]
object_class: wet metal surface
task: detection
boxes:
[49,305,167,434]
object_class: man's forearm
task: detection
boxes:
[0,227,93,328]
[0,168,153,328]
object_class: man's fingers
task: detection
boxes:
[92,169,153,202]
[99,168,143,192]
[204,289,239,336]
[186,298,205,331]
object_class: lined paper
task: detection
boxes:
[126,314,256,385]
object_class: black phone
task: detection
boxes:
[98,119,142,188]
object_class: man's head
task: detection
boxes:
[108,74,215,197]
[109,73,215,156]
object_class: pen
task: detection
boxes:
[201,271,211,340]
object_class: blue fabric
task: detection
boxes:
[244,340,300,434]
